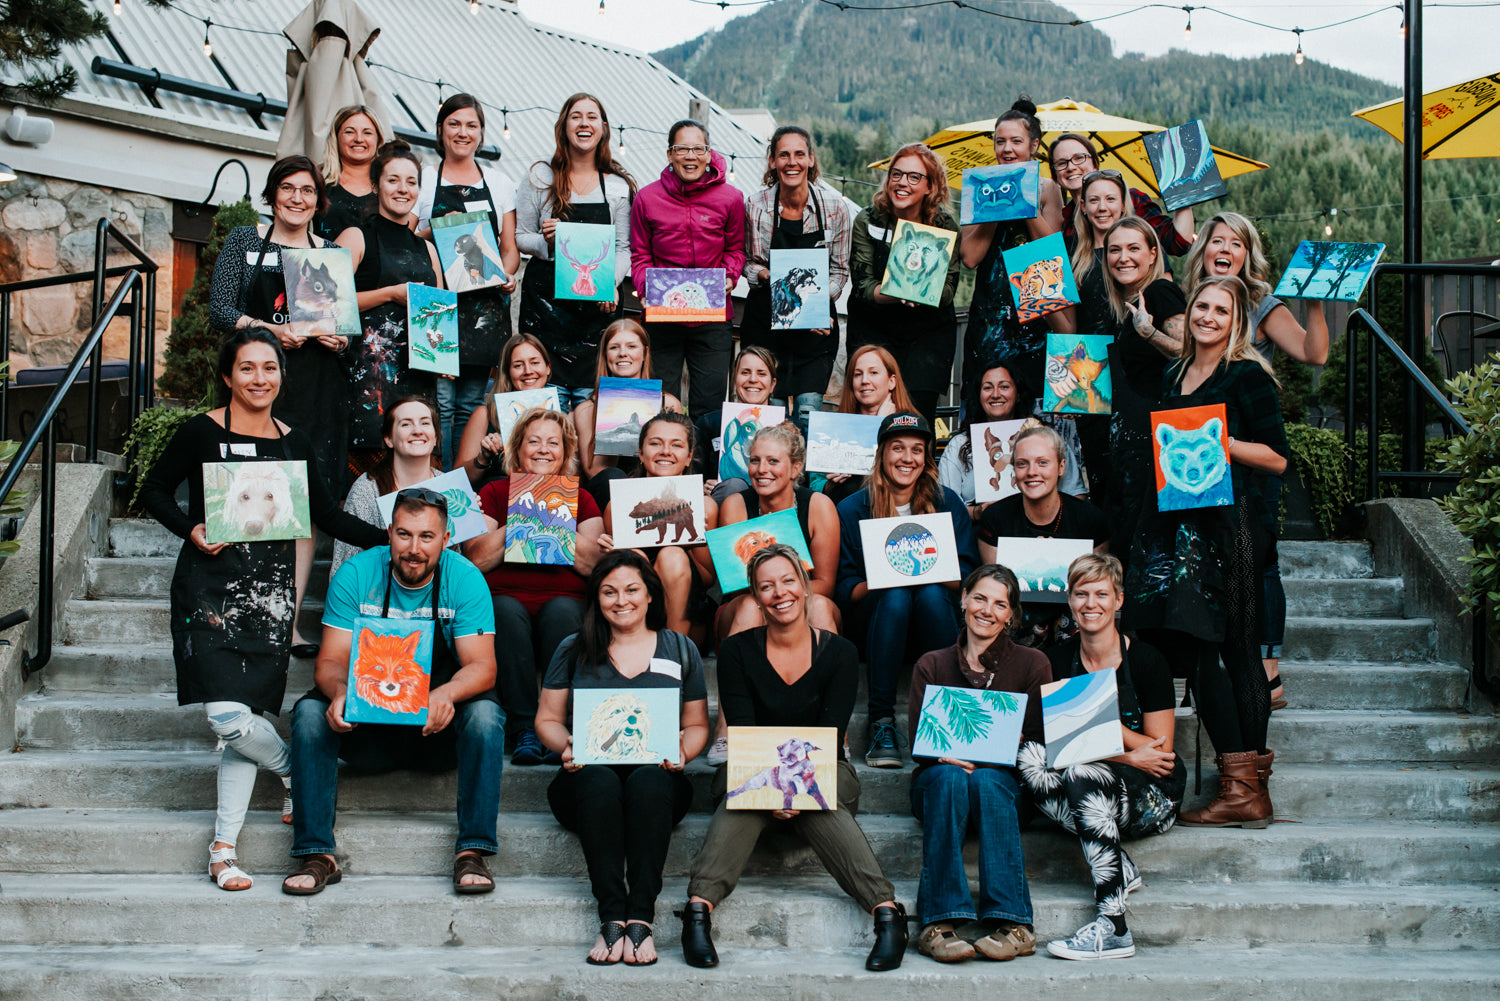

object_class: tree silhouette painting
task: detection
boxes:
[914,686,1025,764]
[1281,241,1341,297]
[1276,241,1384,301]
[1321,243,1384,300]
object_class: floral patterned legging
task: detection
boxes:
[1016,741,1184,917]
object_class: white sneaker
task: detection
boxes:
[1046,915,1135,961]
[706,736,728,766]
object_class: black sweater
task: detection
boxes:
[717,626,860,758]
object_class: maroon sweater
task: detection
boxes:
[909,631,1052,766]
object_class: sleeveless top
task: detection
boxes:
[742,486,814,543]
[1249,293,1283,362]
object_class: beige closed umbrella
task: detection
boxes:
[276,0,392,161]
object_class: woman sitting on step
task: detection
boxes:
[680,544,909,972]
[536,550,709,966]
[1016,554,1184,961]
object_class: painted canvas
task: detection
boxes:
[344,617,434,726]
[1143,120,1228,212]
[719,402,787,482]
[1002,232,1080,324]
[553,221,616,302]
[431,211,507,292]
[573,687,681,766]
[609,474,706,549]
[593,377,662,457]
[376,468,488,547]
[1042,333,1113,415]
[960,162,1040,225]
[805,411,881,476]
[879,219,956,308]
[1152,404,1235,512]
[858,513,962,591]
[768,248,830,329]
[970,418,1030,504]
[1042,669,1124,769]
[281,247,359,341]
[912,685,1029,765]
[706,507,813,594]
[726,726,838,811]
[202,460,311,544]
[993,536,1093,603]
[504,473,579,565]
[493,387,563,447]
[1273,241,1385,302]
[406,284,459,377]
[642,267,727,323]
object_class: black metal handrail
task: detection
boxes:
[0,219,158,679]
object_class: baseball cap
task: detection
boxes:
[876,411,935,447]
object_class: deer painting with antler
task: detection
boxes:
[559,232,611,298]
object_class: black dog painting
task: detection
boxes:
[768,248,830,329]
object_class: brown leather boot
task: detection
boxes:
[1178,751,1271,829]
[1254,749,1276,820]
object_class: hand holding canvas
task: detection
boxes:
[190,523,229,556]
[314,334,349,353]
[561,739,582,772]
[937,756,978,774]
[326,691,356,733]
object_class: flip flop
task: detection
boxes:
[624,922,658,966]
[586,922,627,966]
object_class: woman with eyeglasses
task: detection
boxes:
[336,141,445,463]
[139,329,386,893]
[454,332,558,490]
[315,105,385,242]
[1050,133,1195,259]
[1183,211,1329,711]
[415,93,521,468]
[516,93,636,404]
[847,143,959,427]
[209,154,353,658]
[961,97,1073,397]
[740,126,851,428]
[629,119,746,417]
[331,395,443,576]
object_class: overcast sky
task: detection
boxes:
[516,0,1493,92]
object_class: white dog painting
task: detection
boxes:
[202,460,312,544]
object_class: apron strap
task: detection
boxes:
[381,558,447,652]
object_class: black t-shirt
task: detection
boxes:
[1108,278,1186,398]
[1045,634,1174,735]
[978,493,1109,548]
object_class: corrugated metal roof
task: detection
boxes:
[50,0,769,192]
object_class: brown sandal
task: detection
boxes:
[282,854,341,896]
[453,851,495,895]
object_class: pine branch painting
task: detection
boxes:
[912,684,1028,765]
[406,284,459,377]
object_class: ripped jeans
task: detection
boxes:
[204,701,290,846]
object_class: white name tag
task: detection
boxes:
[227,443,258,457]
[648,657,682,681]
[866,223,890,242]
[464,201,490,215]
[711,436,723,452]
[248,251,279,267]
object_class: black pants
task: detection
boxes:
[549,764,694,923]
[647,321,733,417]
[491,595,584,734]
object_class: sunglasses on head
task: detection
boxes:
[396,486,449,516]
[1082,169,1124,186]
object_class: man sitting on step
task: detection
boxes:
[282,487,504,896]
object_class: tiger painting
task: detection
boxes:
[1009,255,1073,324]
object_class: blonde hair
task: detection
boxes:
[838,344,917,415]
[1176,275,1277,383]
[749,420,806,475]
[321,106,386,184]
[1066,552,1124,593]
[867,427,941,519]
[594,318,654,384]
[1070,171,1134,284]
[503,407,580,475]
[1102,217,1167,325]
[730,344,779,403]
[1012,424,1066,468]
[747,543,814,621]
[1183,211,1274,306]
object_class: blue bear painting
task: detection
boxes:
[1153,406,1235,512]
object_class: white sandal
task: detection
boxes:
[209,841,253,891]
[281,780,293,825]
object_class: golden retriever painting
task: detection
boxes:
[202,460,312,544]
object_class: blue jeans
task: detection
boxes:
[435,373,489,469]
[860,583,960,722]
[289,694,506,857]
[910,764,1033,927]
[555,385,594,413]
[772,393,825,436]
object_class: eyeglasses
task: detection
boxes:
[1053,152,1095,169]
[1082,169,1124,186]
[668,144,710,156]
[277,183,319,199]
[888,169,928,185]
[395,486,449,515]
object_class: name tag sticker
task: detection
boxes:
[866,223,890,242]
[648,657,682,681]
[228,443,258,457]
[248,251,279,267]
[464,201,490,215]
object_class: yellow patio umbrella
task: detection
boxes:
[869,99,1269,198]
[1353,71,1500,159]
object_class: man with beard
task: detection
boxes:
[283,487,503,896]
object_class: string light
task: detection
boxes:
[502,110,510,140]
[599,0,606,12]
[202,20,212,59]
[727,154,737,182]
[1324,207,1339,237]
[618,127,627,154]
[113,0,122,14]
[470,0,479,14]
[1293,28,1304,65]
[1183,6,1193,42]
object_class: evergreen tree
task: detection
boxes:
[0,0,168,103]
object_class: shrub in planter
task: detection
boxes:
[1284,423,1355,538]
[123,402,207,508]
[1436,354,1500,641]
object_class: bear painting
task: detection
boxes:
[1152,404,1235,512]
[879,219,956,308]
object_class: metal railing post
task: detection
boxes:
[20,421,56,680]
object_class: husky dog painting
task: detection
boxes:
[281,248,359,340]
[879,219,955,308]
[768,248,830,329]
[726,727,838,811]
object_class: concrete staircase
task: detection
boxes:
[1,520,1496,998]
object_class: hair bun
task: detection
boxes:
[1012,94,1037,117]
[377,138,412,155]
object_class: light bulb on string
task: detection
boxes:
[1183,7,1193,43]
[727,155,736,183]
[113,0,121,15]
[202,21,213,59]
[1324,207,1337,237]
[618,128,627,155]
[599,0,606,13]
[1293,29,1304,66]
[470,0,480,14]
[502,110,510,141]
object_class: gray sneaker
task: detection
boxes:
[1046,916,1135,960]
[1122,855,1143,896]
[706,735,729,766]
[865,718,904,768]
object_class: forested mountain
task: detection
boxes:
[656,0,1500,263]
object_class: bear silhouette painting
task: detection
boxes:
[1152,406,1235,512]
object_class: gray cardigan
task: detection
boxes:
[513,163,632,283]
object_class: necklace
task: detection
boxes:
[1027,498,1063,535]
[962,643,998,690]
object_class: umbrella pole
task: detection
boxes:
[1401,0,1424,480]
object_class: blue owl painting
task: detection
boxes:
[960,162,1040,225]
[1152,405,1235,512]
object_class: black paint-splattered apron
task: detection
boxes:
[431,164,511,370]
[964,218,1050,397]
[170,409,301,716]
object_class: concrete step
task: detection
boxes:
[86,555,332,603]
[107,519,180,558]
[18,691,1494,765]
[61,598,326,646]
[2,808,1495,886]
[0,874,1496,952]
[1280,577,1404,618]
[1280,541,1374,579]
[4,943,1497,1000]
[2,750,1496,821]
[1281,616,1434,663]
